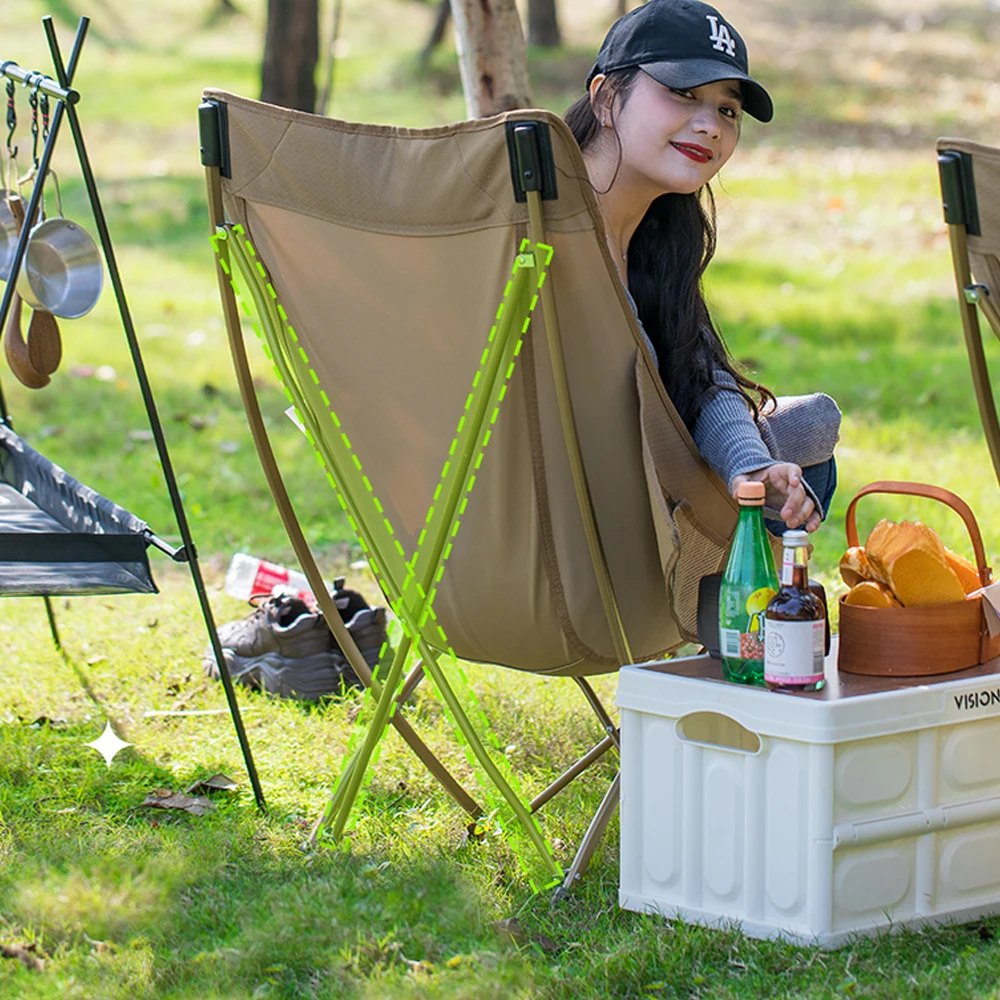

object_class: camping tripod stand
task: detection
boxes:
[0,16,266,814]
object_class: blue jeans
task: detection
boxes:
[765,456,838,537]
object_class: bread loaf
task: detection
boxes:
[944,547,982,595]
[844,581,902,608]
[864,519,965,606]
[839,546,871,587]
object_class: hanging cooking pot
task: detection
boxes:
[0,155,20,282]
[16,170,102,319]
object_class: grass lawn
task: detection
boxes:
[3,0,1000,996]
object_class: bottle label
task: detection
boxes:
[781,547,795,587]
[764,618,825,684]
[721,625,766,661]
[720,584,777,662]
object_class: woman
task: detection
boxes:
[565,0,839,533]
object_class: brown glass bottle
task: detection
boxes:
[764,530,826,692]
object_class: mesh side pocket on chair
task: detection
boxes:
[670,500,728,642]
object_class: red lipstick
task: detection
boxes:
[671,142,713,163]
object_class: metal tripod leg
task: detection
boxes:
[42,596,62,651]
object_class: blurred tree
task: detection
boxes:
[261,0,319,112]
[528,0,561,47]
[420,0,451,68]
[204,0,243,29]
[450,0,532,117]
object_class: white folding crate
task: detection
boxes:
[618,644,1000,947]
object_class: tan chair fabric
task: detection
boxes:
[938,138,1000,299]
[207,91,738,675]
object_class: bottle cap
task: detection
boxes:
[736,481,765,505]
[782,529,810,546]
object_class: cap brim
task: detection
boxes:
[640,59,774,123]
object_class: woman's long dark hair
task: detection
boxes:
[565,69,774,430]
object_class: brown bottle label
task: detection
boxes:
[764,618,824,684]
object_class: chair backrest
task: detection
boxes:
[938,138,1000,308]
[938,137,1000,486]
[206,91,738,674]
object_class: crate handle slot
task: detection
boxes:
[676,712,761,754]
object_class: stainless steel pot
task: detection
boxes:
[15,172,102,319]
[17,216,103,318]
[0,194,18,281]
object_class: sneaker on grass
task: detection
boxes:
[203,594,388,702]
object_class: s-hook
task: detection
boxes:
[3,64,16,159]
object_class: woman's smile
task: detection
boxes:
[670,141,714,163]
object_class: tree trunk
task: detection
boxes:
[528,0,561,47]
[261,0,319,112]
[449,0,532,117]
[420,0,452,68]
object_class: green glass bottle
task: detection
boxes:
[719,481,780,685]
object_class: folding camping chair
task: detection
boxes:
[200,92,740,890]
[938,138,1000,488]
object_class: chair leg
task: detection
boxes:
[574,675,620,751]
[397,659,425,705]
[556,771,620,899]
[529,734,615,813]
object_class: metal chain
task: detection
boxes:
[39,92,49,144]
[4,77,15,159]
[28,81,39,170]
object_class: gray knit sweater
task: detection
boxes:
[626,289,840,499]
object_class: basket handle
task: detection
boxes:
[845,480,992,587]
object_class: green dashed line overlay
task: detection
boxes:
[214,225,559,890]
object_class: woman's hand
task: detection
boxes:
[731,463,821,533]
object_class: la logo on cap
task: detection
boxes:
[706,14,736,56]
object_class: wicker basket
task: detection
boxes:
[837,481,1000,677]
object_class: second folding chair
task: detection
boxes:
[938,138,1000,488]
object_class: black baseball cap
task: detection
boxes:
[586,0,774,123]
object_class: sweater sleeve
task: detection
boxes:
[692,373,777,491]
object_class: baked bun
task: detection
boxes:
[844,581,902,608]
[839,546,871,587]
[865,519,965,606]
[944,547,982,595]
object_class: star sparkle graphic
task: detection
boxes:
[85,721,132,768]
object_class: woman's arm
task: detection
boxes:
[693,376,824,532]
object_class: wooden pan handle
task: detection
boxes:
[845,480,991,587]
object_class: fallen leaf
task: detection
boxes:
[0,942,45,971]
[136,789,216,816]
[25,715,68,728]
[186,773,238,795]
[402,957,435,975]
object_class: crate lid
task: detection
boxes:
[617,643,1000,743]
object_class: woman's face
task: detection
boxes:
[597,71,742,198]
